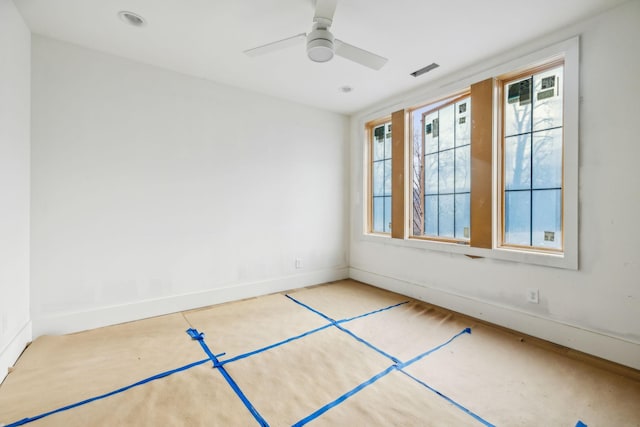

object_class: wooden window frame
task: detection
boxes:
[497,60,565,253]
[360,37,578,269]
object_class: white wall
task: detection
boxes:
[350,1,640,369]
[0,0,31,381]
[31,36,349,336]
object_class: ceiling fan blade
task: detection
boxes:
[334,39,388,70]
[314,0,338,23]
[244,33,306,57]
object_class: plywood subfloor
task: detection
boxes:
[1,279,639,426]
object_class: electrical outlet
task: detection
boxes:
[295,258,303,269]
[527,288,539,304]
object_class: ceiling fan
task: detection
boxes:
[243,0,388,70]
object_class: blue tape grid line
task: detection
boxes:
[337,300,409,323]
[285,294,400,363]
[4,358,211,427]
[5,300,409,427]
[285,294,494,427]
[220,300,409,366]
[221,323,333,366]
[6,297,491,426]
[291,328,482,427]
[182,301,410,426]
[186,328,269,427]
[397,370,494,427]
[292,365,398,427]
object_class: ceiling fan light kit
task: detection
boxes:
[306,27,334,62]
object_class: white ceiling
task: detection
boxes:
[15,0,625,114]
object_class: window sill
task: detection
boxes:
[359,232,577,270]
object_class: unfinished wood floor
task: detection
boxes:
[1,280,639,426]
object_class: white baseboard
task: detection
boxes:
[0,321,32,384]
[32,267,349,338]
[350,267,640,371]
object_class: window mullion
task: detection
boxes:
[469,78,494,249]
[391,109,405,239]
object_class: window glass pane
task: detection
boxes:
[424,195,438,236]
[504,77,532,137]
[438,150,454,194]
[370,120,391,235]
[455,98,471,147]
[372,161,384,196]
[532,128,562,189]
[411,93,471,241]
[372,197,384,232]
[439,195,455,238]
[504,134,531,190]
[373,126,386,161]
[425,154,438,195]
[502,63,564,252]
[505,190,531,245]
[384,196,392,233]
[439,104,455,151]
[455,193,470,240]
[383,159,392,196]
[455,145,470,193]
[424,111,438,154]
[384,124,392,159]
[412,110,423,236]
[532,190,562,249]
[533,66,563,133]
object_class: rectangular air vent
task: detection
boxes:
[410,63,440,78]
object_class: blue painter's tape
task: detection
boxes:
[396,328,471,369]
[4,299,409,426]
[222,300,409,366]
[221,324,333,366]
[5,358,211,427]
[332,323,400,363]
[576,421,587,427]
[292,365,398,427]
[284,295,400,363]
[186,328,269,427]
[337,300,410,324]
[285,294,336,323]
[186,327,204,340]
[187,328,220,367]
[398,369,495,427]
[292,328,475,426]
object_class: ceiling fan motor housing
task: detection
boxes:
[307,27,334,63]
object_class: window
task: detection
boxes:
[369,120,392,234]
[411,94,471,242]
[500,62,564,251]
[361,37,578,269]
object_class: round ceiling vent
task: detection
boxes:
[118,11,146,27]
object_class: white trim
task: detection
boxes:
[357,233,570,269]
[350,267,640,371]
[0,321,32,384]
[32,267,349,337]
